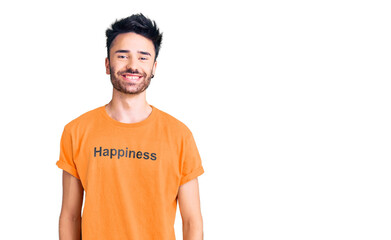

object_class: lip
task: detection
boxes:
[121,74,142,82]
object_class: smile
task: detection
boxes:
[122,74,142,81]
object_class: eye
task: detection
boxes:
[118,55,127,59]
[140,57,148,60]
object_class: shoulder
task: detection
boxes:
[63,105,103,133]
[154,106,193,137]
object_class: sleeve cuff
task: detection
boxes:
[180,166,204,186]
[56,160,80,180]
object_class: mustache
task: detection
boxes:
[119,69,143,75]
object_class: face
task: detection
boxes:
[105,32,157,95]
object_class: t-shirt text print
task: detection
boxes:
[93,146,157,160]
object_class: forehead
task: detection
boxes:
[110,32,155,56]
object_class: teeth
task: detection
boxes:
[125,76,140,80]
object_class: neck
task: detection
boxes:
[105,89,152,124]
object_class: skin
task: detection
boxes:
[59,32,203,239]
[104,32,157,123]
[58,172,83,239]
[178,179,204,240]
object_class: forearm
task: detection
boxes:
[59,215,82,240]
[182,220,203,240]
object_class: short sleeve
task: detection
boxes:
[56,126,80,180]
[179,131,204,186]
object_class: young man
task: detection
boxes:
[56,13,205,240]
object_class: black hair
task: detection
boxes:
[105,13,163,61]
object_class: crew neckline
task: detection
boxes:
[100,104,158,128]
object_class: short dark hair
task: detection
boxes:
[105,13,163,61]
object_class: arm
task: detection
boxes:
[178,178,204,240]
[58,171,84,240]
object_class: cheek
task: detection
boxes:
[111,63,126,73]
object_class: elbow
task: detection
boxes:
[183,216,203,230]
[182,217,203,240]
[60,211,82,222]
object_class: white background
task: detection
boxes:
[0,0,390,239]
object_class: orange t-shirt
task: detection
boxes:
[56,104,204,239]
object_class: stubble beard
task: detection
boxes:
[109,66,153,95]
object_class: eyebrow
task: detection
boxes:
[115,50,130,54]
[114,50,151,56]
[138,51,151,56]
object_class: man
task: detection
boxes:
[56,13,205,240]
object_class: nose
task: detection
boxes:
[125,56,139,73]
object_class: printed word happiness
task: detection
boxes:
[94,147,157,160]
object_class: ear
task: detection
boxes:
[105,58,110,75]
[152,60,157,76]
